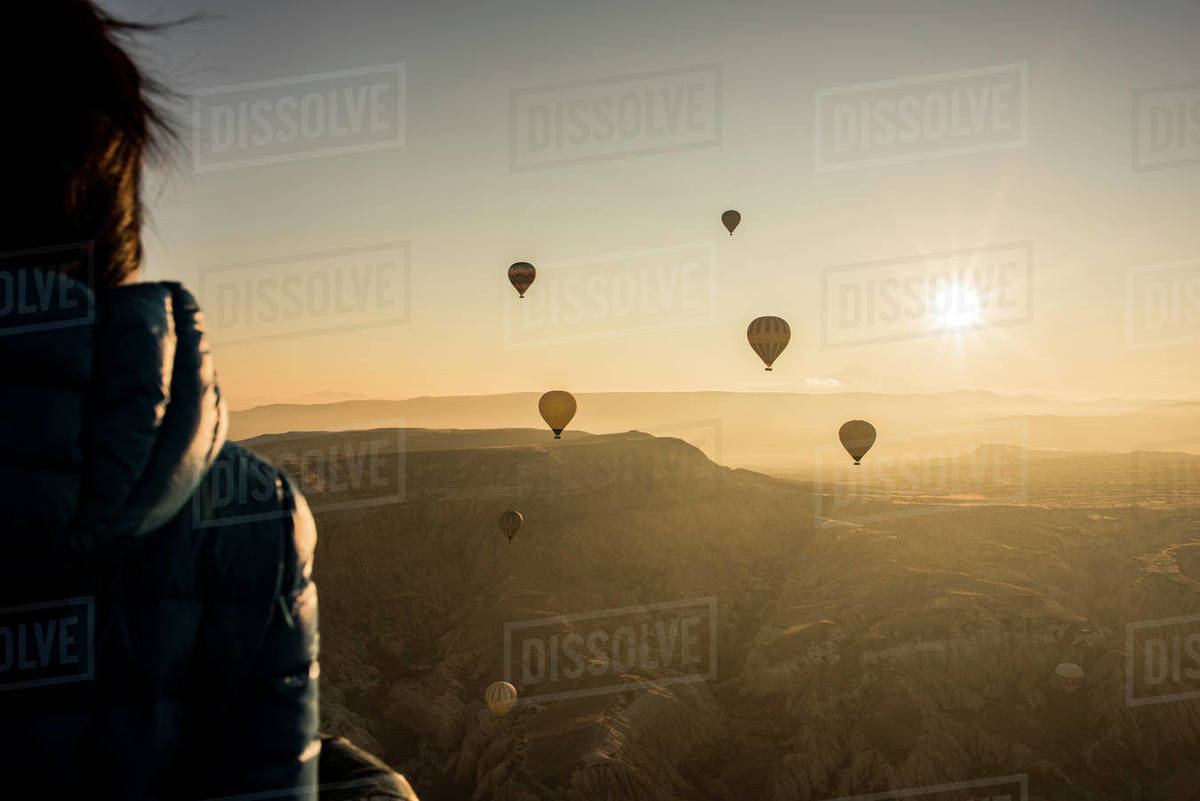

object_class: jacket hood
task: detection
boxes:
[0,272,228,555]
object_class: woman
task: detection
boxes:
[0,3,416,799]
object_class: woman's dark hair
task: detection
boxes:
[3,1,178,289]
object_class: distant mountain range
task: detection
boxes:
[229,392,1200,472]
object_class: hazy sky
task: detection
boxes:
[104,0,1200,408]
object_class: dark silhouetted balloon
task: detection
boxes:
[498,510,523,542]
[721,209,741,235]
[538,390,576,439]
[839,420,876,465]
[485,681,518,716]
[747,316,790,371]
[508,262,535,298]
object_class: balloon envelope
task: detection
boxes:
[746,316,790,371]
[1053,662,1085,693]
[538,390,577,439]
[508,262,535,297]
[1055,662,1084,679]
[498,510,523,542]
[839,420,876,465]
[486,681,518,716]
[721,209,741,235]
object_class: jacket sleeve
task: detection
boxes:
[184,443,320,801]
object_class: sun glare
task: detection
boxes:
[931,283,983,330]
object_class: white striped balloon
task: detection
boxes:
[485,681,518,716]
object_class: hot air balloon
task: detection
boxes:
[486,681,518,716]
[838,420,876,465]
[721,209,740,235]
[746,316,790,371]
[498,510,523,542]
[508,262,535,298]
[538,390,576,439]
[1053,662,1085,693]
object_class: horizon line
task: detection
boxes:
[227,388,1198,413]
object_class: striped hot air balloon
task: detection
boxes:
[746,316,790,371]
[485,681,518,716]
[508,262,535,298]
[498,510,523,542]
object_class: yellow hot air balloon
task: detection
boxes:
[508,262,536,298]
[746,316,790,371]
[721,209,741,235]
[498,510,523,542]
[486,681,518,716]
[839,420,876,465]
[538,390,576,439]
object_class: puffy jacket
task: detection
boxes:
[0,274,319,800]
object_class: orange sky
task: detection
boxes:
[112,0,1200,407]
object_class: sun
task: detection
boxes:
[930,282,982,330]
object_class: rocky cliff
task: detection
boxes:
[243,428,1200,801]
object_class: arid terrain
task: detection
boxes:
[241,426,1200,801]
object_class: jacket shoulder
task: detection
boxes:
[176,441,321,796]
[191,441,316,587]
